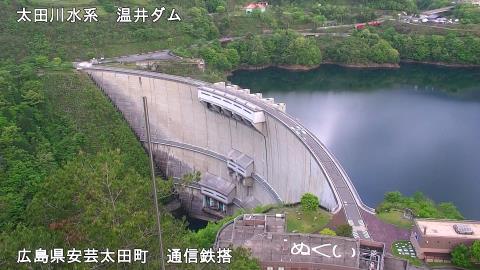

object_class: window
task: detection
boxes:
[266,267,273,270]
[205,196,222,211]
[209,198,216,208]
[278,267,285,270]
[219,202,226,212]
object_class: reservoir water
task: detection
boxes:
[229,64,480,219]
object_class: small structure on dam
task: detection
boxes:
[198,173,236,217]
[81,65,373,240]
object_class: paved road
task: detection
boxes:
[421,6,454,16]
[81,65,374,239]
[102,50,181,64]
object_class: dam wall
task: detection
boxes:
[86,68,339,212]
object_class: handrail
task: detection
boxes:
[252,173,282,203]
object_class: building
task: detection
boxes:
[410,219,480,262]
[245,2,269,14]
[215,214,386,270]
[198,173,237,218]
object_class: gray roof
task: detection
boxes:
[228,149,254,168]
[217,214,360,268]
[198,173,235,196]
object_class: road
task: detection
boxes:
[101,50,181,64]
[421,6,454,16]
[81,65,374,239]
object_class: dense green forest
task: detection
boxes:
[325,29,400,65]
[0,1,258,268]
[1,0,480,69]
[0,58,259,268]
[177,27,480,71]
[455,3,480,24]
[377,191,464,219]
[382,28,480,65]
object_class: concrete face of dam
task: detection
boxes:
[87,68,338,213]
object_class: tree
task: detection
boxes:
[181,171,201,211]
[319,228,337,236]
[369,40,399,63]
[225,48,240,68]
[472,240,480,262]
[34,55,49,67]
[336,224,353,238]
[312,15,327,30]
[51,57,62,67]
[326,30,399,65]
[187,7,220,40]
[451,244,472,268]
[384,191,403,204]
[300,193,319,211]
[228,247,261,270]
[205,0,226,13]
[216,5,226,13]
[454,4,480,24]
[22,89,44,106]
[284,37,322,66]
[25,150,190,263]
[438,202,463,220]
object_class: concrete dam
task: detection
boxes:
[82,65,374,239]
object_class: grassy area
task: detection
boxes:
[392,240,424,267]
[377,210,414,229]
[268,206,332,233]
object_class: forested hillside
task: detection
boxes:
[1,0,480,69]
[0,59,259,269]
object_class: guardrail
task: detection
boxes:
[252,173,282,204]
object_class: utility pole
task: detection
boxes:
[143,97,166,270]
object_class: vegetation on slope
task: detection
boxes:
[455,4,480,24]
[382,27,480,65]
[377,191,464,220]
[0,59,259,268]
[2,0,480,73]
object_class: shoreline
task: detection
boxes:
[399,60,480,68]
[230,60,480,73]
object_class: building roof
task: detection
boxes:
[228,149,254,168]
[216,214,360,269]
[245,2,268,9]
[198,173,235,196]
[415,219,480,239]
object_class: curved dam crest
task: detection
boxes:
[81,65,372,239]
